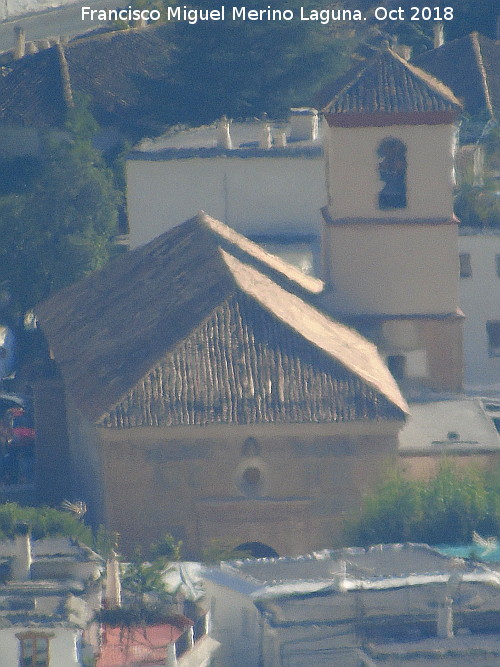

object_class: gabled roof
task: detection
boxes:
[35,213,407,427]
[414,33,500,120]
[322,49,461,126]
[0,26,173,134]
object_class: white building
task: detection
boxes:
[0,530,103,666]
[126,109,324,248]
[459,229,500,391]
[202,543,500,667]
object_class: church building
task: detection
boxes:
[34,213,407,557]
[32,48,464,557]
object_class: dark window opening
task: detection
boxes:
[487,321,500,357]
[387,354,406,380]
[378,138,407,209]
[459,253,472,278]
[233,542,279,559]
[242,467,261,486]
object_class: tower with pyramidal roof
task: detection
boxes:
[320,49,463,393]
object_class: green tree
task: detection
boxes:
[455,128,500,228]
[0,502,93,544]
[0,100,120,316]
[347,464,500,546]
[163,0,355,124]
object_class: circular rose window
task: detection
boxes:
[242,467,261,486]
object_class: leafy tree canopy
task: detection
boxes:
[360,0,499,41]
[160,0,355,124]
[0,98,120,317]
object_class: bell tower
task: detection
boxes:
[320,50,463,393]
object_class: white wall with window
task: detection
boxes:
[459,229,500,391]
[0,628,82,667]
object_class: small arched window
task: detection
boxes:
[377,138,407,209]
[242,437,261,457]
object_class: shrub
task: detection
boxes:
[347,463,500,547]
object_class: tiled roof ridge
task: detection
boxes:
[56,43,74,111]
[98,288,404,427]
[196,211,324,295]
[471,31,494,118]
[390,48,461,108]
[220,250,408,415]
[321,56,372,111]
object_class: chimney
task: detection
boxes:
[259,121,272,150]
[11,524,31,581]
[25,42,38,55]
[437,596,454,638]
[274,130,287,148]
[332,560,347,592]
[13,27,25,59]
[433,22,444,48]
[289,108,318,142]
[217,116,232,150]
[105,551,122,608]
[165,642,177,667]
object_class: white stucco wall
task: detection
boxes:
[126,156,326,247]
[203,578,260,667]
[323,223,459,315]
[459,232,500,391]
[325,123,456,220]
[0,627,81,666]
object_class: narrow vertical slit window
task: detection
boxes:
[459,253,472,278]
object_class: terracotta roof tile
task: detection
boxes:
[322,49,460,118]
[36,213,407,427]
[0,26,173,133]
[414,33,500,119]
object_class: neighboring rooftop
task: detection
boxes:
[321,48,461,125]
[399,398,500,455]
[0,25,173,136]
[129,110,323,161]
[35,212,407,427]
[203,543,498,600]
[414,33,500,121]
[0,535,102,629]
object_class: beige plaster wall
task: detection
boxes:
[325,123,455,219]
[97,421,400,557]
[322,223,459,315]
[399,453,500,481]
[65,401,107,528]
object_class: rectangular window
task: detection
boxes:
[17,634,50,667]
[495,255,500,277]
[487,321,500,357]
[459,253,472,278]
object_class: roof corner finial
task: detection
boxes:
[56,43,74,109]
